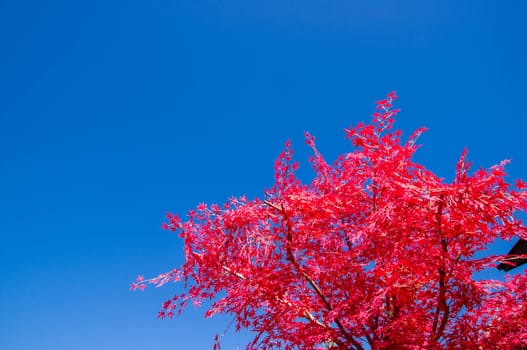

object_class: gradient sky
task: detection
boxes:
[2,1,527,349]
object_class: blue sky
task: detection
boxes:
[1,1,527,349]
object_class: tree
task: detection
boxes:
[133,93,527,349]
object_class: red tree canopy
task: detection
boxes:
[133,93,527,349]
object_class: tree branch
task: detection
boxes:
[221,264,334,335]
[432,196,450,341]
[265,200,363,349]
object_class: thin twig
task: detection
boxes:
[263,200,283,212]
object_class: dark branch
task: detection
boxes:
[497,239,527,271]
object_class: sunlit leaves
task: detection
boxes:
[134,93,527,349]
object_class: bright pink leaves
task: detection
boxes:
[133,92,527,350]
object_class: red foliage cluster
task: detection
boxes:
[133,93,527,349]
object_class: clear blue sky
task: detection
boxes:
[1,1,527,349]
